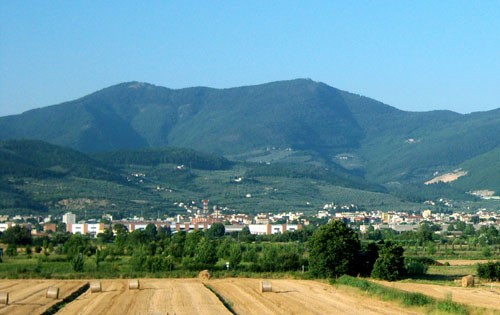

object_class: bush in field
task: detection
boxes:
[6,244,17,256]
[477,261,500,281]
[404,256,433,276]
[405,260,428,276]
[371,242,406,281]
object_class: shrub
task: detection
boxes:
[405,260,428,276]
[6,244,17,256]
[404,256,437,266]
[477,261,500,281]
[404,257,431,276]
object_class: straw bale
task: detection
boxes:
[461,275,474,287]
[129,279,140,290]
[261,281,272,293]
[46,286,60,299]
[90,281,102,293]
[198,270,211,280]
[0,292,8,305]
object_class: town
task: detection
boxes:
[1,198,498,238]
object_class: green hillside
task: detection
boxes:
[0,79,498,191]
[0,140,424,216]
[452,147,500,194]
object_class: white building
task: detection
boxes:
[62,212,76,225]
[66,223,105,236]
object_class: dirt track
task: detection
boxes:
[0,279,87,315]
[208,278,420,315]
[57,279,231,315]
[377,280,500,311]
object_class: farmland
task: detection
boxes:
[376,280,500,311]
[0,278,419,315]
[0,276,499,314]
[0,279,87,315]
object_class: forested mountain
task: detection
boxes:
[0,79,498,193]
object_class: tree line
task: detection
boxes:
[0,221,422,281]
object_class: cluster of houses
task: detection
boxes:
[0,201,498,238]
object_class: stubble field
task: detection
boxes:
[0,277,499,314]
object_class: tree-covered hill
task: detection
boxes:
[0,79,498,190]
[0,140,121,181]
[0,140,418,215]
[94,147,233,170]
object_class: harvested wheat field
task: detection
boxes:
[57,279,232,315]
[0,279,87,315]
[208,278,419,315]
[437,259,496,266]
[377,280,500,311]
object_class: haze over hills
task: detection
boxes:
[0,79,498,202]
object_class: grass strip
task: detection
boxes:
[204,283,237,315]
[332,275,469,315]
[41,282,90,315]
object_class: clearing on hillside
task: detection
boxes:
[425,170,467,185]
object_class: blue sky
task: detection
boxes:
[1,1,499,117]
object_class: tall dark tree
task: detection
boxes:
[207,223,225,239]
[308,220,360,278]
[1,225,32,245]
[371,242,406,281]
[145,223,158,241]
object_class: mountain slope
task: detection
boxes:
[0,140,412,215]
[0,79,498,188]
[452,147,500,195]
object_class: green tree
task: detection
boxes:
[157,226,172,239]
[184,230,203,257]
[308,220,360,278]
[228,243,242,268]
[145,224,158,242]
[416,222,434,244]
[371,242,406,281]
[72,253,85,272]
[207,223,225,239]
[97,228,114,244]
[113,224,128,254]
[464,224,476,236]
[1,226,32,245]
[169,231,186,259]
[193,237,217,267]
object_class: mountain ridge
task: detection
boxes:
[0,79,498,189]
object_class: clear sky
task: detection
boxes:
[1,1,499,117]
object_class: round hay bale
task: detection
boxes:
[0,292,9,305]
[90,281,102,293]
[461,275,474,287]
[261,281,272,293]
[129,279,140,290]
[198,270,211,280]
[46,286,59,299]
